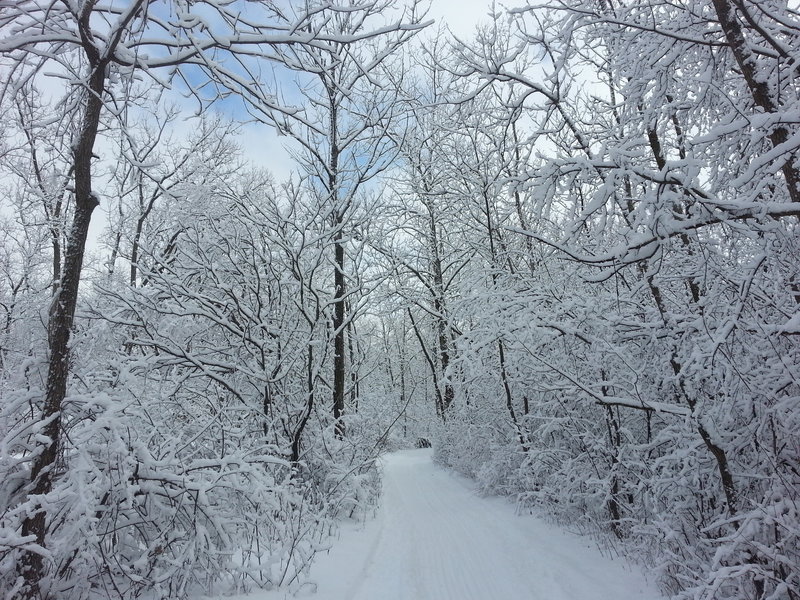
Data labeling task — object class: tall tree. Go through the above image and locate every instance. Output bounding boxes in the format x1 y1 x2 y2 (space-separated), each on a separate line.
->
0 2 400 595
213 0 427 435
431 2 800 598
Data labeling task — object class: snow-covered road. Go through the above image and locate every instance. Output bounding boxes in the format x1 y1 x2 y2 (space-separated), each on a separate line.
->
220 449 664 600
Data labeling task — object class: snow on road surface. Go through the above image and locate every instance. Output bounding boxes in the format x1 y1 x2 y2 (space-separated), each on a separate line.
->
211 449 664 600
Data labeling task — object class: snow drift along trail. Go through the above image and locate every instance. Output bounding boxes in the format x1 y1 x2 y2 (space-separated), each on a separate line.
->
220 449 664 600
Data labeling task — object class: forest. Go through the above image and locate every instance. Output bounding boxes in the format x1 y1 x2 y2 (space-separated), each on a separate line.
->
0 0 798 599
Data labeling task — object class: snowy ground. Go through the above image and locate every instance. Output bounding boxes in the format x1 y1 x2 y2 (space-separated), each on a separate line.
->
203 449 664 600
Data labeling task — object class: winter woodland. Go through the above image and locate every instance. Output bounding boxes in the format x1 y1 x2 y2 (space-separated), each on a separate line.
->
0 0 798 599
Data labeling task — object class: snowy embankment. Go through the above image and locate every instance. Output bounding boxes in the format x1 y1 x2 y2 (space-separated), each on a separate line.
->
202 449 664 600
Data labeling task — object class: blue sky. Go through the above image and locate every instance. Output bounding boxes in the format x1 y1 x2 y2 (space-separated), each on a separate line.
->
235 0 495 178
83 0 496 253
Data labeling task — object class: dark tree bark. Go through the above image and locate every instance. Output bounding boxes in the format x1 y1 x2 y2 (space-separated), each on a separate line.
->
18 33 106 597
292 344 316 464
711 0 800 203
329 92 347 439
425 194 455 415
333 224 347 438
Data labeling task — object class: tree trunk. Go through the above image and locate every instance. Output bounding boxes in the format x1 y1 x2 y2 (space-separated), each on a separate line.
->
333 229 346 438
292 344 316 464
18 55 104 598
425 193 454 414
329 93 346 438
711 0 800 202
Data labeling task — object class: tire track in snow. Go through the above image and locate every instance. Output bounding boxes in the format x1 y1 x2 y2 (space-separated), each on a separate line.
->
294 449 664 600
